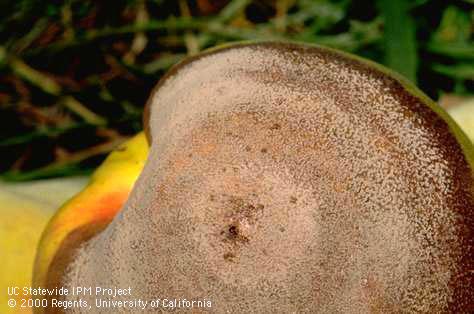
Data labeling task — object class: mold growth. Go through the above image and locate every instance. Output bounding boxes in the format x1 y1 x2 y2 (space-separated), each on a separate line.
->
60 42 473 313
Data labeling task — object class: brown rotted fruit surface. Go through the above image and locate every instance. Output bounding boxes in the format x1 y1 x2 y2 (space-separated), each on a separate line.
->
45 42 473 313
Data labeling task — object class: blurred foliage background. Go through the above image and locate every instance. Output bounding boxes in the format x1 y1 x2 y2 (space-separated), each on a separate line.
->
0 0 472 181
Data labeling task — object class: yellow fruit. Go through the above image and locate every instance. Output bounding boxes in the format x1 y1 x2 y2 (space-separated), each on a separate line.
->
447 97 474 143
32 132 148 312
0 178 87 314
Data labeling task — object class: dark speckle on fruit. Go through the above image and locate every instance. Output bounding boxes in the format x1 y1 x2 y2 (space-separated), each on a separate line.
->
270 123 281 130
223 252 236 261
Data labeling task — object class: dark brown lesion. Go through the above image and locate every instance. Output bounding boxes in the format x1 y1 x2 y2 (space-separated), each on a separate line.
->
223 251 236 262
218 196 266 250
220 222 249 262
223 223 249 243
269 123 281 130
225 196 265 223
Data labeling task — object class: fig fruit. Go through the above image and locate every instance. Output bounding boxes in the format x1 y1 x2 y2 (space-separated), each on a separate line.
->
34 42 474 313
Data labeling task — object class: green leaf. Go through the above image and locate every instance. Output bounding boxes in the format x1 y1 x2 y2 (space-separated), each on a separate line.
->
432 63 474 80
427 42 474 59
433 6 471 44
1 164 92 182
377 0 418 83
216 0 251 23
